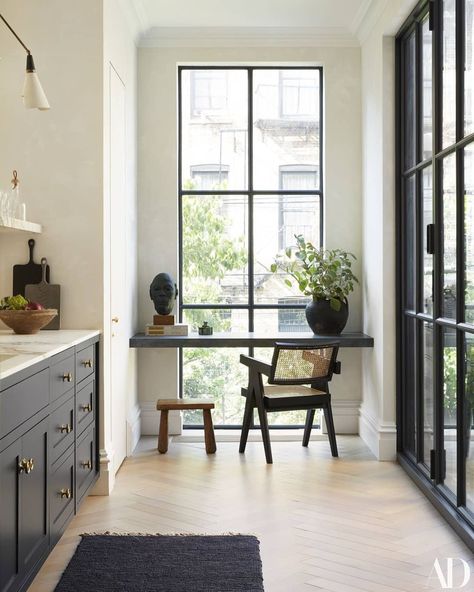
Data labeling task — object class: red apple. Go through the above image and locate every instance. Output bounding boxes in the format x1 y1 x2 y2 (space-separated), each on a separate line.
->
26 301 44 310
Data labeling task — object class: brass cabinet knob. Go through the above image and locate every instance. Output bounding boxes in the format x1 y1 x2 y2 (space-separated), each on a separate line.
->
81 459 92 469
62 372 73 383
59 488 72 499
80 403 92 413
59 424 73 434
112 317 119 323
18 458 34 474
82 359 93 368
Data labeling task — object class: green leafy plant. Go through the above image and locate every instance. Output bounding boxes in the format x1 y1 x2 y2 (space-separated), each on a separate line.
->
0 295 29 310
270 235 359 312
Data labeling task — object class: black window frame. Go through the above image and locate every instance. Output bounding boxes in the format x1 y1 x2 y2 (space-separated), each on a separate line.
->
178 65 324 429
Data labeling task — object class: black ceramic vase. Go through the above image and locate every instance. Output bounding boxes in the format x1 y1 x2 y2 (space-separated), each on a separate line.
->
305 298 349 335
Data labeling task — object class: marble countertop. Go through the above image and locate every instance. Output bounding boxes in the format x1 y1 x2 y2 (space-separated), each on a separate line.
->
0 330 100 381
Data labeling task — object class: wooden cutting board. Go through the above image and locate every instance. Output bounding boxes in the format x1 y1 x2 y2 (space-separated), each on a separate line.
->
25 258 60 330
13 239 50 297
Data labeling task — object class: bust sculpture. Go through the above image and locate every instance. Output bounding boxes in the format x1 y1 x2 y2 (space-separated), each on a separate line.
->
149 273 178 315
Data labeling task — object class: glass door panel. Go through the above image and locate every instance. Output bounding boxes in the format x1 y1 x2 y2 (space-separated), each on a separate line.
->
442 154 457 318
404 317 417 456
405 175 416 311
465 333 474 513
422 166 434 314
443 326 458 496
442 0 456 148
423 322 434 467
465 143 474 325
465 0 474 136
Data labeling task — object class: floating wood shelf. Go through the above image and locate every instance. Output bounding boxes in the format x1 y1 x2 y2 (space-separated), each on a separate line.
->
0 218 42 234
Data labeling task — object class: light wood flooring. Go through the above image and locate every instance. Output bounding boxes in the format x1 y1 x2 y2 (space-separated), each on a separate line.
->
29 436 473 592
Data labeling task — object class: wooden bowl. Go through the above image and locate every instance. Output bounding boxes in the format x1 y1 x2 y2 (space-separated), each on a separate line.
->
0 309 58 334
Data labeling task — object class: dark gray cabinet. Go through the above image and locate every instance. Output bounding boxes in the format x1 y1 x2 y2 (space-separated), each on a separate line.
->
0 335 99 592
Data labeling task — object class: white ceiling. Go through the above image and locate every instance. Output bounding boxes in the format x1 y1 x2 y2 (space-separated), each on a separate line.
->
132 0 375 31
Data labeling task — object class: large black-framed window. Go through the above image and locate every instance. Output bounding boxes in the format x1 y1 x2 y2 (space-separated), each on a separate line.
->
396 0 474 546
178 65 323 427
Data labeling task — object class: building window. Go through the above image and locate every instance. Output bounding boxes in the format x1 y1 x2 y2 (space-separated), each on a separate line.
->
190 164 229 190
179 66 323 427
191 70 228 116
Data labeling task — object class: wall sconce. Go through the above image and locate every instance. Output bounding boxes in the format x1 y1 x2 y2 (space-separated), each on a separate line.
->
0 13 50 110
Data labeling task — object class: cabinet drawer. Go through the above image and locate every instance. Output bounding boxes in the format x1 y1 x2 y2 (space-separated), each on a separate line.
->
50 355 75 403
76 425 96 505
76 378 95 437
50 394 75 465
50 449 74 547
0 368 49 439
75 344 95 385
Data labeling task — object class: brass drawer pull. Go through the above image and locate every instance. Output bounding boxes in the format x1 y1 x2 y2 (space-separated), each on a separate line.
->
62 372 73 383
18 458 34 474
81 459 92 469
59 424 73 434
59 488 72 499
80 403 92 413
82 359 93 368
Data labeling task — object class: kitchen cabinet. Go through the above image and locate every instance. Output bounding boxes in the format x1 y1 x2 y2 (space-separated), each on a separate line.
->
0 335 99 592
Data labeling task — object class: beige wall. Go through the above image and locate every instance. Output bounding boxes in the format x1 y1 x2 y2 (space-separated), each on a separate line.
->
138 45 363 435
0 0 103 329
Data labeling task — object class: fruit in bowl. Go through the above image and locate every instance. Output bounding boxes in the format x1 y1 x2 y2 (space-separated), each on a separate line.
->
0 295 57 334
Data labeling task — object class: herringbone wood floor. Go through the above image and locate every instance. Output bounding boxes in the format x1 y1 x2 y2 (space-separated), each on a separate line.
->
29 436 473 592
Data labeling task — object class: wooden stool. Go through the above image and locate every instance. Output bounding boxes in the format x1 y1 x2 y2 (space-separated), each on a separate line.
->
156 399 216 454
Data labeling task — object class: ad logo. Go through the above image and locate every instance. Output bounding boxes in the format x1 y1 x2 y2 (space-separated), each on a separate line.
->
428 558 471 589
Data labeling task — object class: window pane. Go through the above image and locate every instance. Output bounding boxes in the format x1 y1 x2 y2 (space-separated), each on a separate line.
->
465 332 474 513
253 195 320 304
404 32 417 169
181 69 248 190
465 143 474 324
442 0 457 148
404 317 417 456
442 154 457 318
405 175 416 310
253 69 320 190
182 347 248 426
182 195 248 304
465 0 474 136
422 18 433 160
423 167 434 314
253 309 310 334
182 309 248 334
443 326 457 496
422 322 434 467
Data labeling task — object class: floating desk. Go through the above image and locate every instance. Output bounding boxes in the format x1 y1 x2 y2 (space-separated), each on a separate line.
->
130 331 374 349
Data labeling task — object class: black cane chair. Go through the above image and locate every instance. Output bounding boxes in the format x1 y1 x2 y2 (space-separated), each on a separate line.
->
239 342 341 464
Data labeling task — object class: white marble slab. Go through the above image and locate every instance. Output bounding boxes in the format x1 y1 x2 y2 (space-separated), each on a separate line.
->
0 329 101 381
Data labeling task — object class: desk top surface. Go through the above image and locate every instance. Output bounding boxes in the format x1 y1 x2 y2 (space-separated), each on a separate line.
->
130 331 373 348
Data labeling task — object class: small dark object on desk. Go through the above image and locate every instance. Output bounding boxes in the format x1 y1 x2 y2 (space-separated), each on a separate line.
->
198 321 213 335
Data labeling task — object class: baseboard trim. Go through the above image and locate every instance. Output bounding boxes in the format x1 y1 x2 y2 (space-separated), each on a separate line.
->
359 408 396 460
91 447 115 495
330 399 360 434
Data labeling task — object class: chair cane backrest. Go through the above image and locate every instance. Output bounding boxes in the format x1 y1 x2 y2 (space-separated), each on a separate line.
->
268 342 340 385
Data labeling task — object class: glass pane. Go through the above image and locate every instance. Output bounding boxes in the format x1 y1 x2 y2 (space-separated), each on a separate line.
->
422 322 434 467
442 0 457 148
422 18 433 160
465 0 474 136
404 32 417 169
465 332 474 513
181 69 248 190
253 69 320 190
253 195 320 304
423 166 434 315
404 317 417 456
182 347 248 426
465 143 474 324
442 154 457 318
405 175 416 310
443 326 457 495
182 195 248 304
253 309 310 334
182 309 248 334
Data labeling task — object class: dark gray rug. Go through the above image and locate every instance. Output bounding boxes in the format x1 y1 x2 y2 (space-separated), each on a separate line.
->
54 534 264 592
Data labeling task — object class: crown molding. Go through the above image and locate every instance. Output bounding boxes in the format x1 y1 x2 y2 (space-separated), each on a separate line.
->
139 26 360 49
355 0 390 44
116 0 146 44
349 0 374 36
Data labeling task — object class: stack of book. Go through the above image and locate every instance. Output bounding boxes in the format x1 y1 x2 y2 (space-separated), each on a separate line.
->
146 323 188 336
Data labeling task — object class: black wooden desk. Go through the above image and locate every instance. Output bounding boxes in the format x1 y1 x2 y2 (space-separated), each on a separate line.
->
130 331 374 348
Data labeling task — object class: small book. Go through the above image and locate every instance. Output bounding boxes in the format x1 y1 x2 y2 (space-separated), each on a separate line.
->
153 314 175 326
146 324 188 336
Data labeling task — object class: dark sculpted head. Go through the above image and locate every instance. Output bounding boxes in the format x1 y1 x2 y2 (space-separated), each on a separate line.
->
149 273 178 315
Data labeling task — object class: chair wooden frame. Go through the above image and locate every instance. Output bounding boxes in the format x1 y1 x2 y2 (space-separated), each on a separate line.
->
239 342 341 464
